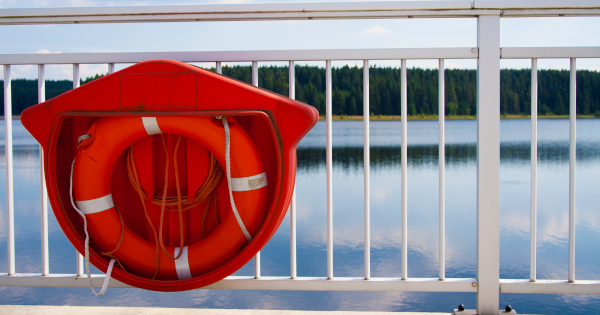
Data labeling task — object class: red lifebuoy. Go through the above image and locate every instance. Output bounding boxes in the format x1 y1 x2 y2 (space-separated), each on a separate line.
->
73 116 268 280
21 59 319 291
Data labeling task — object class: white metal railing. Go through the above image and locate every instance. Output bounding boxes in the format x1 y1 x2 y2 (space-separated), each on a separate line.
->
1 1 600 314
0 0 599 24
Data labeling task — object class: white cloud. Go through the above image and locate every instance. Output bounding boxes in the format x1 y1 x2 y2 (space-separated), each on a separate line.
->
371 187 389 205
10 62 108 80
0 0 151 8
342 61 359 68
361 25 392 36
58 0 105 6
501 208 572 246
214 0 253 3
11 65 36 78
445 62 462 70
80 64 108 79
34 48 61 54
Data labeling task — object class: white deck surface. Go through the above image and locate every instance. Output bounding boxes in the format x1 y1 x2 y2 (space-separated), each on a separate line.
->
1 305 448 315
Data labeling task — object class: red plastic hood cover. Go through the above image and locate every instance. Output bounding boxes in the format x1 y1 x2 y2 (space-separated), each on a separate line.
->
21 59 318 291
23 59 317 152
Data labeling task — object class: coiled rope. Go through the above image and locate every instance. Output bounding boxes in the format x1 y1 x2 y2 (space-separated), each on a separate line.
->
126 134 224 278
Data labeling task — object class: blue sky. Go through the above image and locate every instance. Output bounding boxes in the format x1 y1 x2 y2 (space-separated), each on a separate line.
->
1 0 599 80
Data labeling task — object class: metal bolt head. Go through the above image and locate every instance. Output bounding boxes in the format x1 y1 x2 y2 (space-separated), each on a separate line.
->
505 305 512 312
471 48 477 53
458 304 465 311
471 282 477 287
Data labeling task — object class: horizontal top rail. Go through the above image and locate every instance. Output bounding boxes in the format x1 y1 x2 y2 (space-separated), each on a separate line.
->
475 0 600 10
2 47 599 65
501 47 600 59
0 48 478 65
0 1 599 25
0 273 478 292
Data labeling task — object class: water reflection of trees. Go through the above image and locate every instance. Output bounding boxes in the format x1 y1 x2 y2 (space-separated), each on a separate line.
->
297 142 600 172
1 143 598 173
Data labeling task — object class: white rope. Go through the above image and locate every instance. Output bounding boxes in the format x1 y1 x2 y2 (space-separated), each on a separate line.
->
77 134 92 145
220 117 253 242
69 134 115 296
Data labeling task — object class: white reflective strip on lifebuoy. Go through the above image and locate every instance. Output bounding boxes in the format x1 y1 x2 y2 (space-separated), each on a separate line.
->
75 194 114 215
174 246 192 280
231 172 268 192
142 117 162 135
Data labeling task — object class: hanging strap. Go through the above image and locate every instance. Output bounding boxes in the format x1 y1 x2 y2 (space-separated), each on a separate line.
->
69 134 115 296
220 117 253 242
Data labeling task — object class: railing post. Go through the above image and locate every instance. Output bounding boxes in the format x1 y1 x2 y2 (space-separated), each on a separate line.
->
400 59 408 281
4 64 15 276
439 59 445 281
73 63 85 277
530 58 538 282
326 60 333 280
252 60 261 280
363 60 370 280
476 14 501 314
568 58 577 283
289 60 297 280
39 64 49 276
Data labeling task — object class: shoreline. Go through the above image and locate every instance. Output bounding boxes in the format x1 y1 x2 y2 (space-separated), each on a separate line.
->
2 114 598 121
319 114 600 121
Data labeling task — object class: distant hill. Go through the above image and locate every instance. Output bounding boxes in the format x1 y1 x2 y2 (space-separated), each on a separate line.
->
1 67 599 117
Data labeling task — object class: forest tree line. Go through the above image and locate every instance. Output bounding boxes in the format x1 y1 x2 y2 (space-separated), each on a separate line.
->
1 66 599 116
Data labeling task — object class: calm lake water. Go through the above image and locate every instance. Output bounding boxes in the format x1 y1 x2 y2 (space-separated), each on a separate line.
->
1 119 599 314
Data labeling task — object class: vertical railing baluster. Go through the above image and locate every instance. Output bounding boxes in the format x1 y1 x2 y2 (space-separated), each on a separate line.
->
251 62 258 86
73 64 84 277
38 64 49 276
363 60 370 280
216 61 222 74
530 58 538 282
568 58 577 283
105 61 116 274
476 15 501 314
252 60 261 280
326 60 333 280
438 59 445 281
289 60 297 280
4 64 15 276
401 59 408 280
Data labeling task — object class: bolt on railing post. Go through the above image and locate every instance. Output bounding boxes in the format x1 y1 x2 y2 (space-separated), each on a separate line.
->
476 14 501 314
4 64 15 276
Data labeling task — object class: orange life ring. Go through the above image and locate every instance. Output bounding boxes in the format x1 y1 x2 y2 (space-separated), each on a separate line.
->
73 116 268 280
